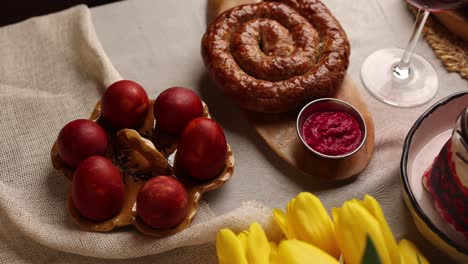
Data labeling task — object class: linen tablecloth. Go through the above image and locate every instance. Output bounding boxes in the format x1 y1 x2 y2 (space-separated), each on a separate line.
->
0 0 467 263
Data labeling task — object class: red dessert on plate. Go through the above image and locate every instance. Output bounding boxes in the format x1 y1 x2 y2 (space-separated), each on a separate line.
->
422 108 468 239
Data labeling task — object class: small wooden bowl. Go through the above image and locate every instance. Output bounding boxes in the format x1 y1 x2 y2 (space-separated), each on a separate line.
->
51 99 235 237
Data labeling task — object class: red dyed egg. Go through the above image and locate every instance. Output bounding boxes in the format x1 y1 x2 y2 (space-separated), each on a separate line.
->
101 80 149 129
153 87 203 134
176 117 227 180
137 176 189 229
56 119 107 168
72 156 124 222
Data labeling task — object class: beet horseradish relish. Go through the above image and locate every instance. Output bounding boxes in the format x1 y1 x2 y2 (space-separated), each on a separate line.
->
302 111 362 156
296 98 366 158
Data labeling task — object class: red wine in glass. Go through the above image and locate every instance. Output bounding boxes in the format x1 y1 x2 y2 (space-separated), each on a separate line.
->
360 0 467 107
407 0 467 12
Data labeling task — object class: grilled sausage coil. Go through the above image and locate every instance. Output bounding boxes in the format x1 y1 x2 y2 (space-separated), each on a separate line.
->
202 0 350 113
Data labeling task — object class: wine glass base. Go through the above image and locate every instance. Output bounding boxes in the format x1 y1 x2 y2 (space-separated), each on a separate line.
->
361 48 438 108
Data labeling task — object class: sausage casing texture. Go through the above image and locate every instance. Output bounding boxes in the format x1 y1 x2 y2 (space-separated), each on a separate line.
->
202 0 350 113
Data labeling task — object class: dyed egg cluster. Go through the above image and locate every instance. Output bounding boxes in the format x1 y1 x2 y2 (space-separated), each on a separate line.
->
55 81 228 230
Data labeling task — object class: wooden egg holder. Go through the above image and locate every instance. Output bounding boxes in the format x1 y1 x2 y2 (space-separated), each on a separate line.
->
50 100 235 237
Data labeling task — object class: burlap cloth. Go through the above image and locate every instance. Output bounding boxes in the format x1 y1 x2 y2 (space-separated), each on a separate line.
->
0 5 281 262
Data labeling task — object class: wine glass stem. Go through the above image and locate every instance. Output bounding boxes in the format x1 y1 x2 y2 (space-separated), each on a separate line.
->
393 9 431 80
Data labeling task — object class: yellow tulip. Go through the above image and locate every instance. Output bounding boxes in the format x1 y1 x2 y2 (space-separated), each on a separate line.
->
332 200 392 264
216 229 248 264
216 222 271 264
273 192 340 258
398 239 429 264
356 195 400 264
246 222 270 264
269 242 279 264
276 239 340 264
237 230 249 253
216 193 429 264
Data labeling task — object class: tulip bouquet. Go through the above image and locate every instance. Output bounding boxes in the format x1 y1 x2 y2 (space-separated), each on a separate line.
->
216 193 429 264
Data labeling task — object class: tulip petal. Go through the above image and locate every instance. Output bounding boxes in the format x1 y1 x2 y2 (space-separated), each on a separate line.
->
277 239 339 264
273 208 290 239
216 229 248 264
398 239 429 264
246 222 270 264
359 195 400 264
269 242 279 264
285 197 299 239
237 230 249 254
288 192 340 258
332 201 392 264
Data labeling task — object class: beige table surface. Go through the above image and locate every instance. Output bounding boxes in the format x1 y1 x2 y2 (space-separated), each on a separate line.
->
88 0 467 262
2 0 467 263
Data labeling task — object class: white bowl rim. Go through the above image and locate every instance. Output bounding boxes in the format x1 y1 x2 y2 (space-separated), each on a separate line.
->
400 91 468 255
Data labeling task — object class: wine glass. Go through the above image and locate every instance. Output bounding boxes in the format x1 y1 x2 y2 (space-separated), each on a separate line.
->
361 0 467 107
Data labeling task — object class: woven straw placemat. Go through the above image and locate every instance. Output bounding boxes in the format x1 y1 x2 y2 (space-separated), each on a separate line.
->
408 5 468 79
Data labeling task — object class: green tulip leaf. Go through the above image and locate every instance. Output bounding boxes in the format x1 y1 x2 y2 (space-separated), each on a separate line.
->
361 236 382 264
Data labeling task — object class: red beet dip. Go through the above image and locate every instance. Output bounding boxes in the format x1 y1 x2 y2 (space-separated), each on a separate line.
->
302 111 362 156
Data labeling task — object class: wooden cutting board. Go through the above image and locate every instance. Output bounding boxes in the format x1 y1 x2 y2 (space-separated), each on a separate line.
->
209 0 375 180
246 75 375 181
